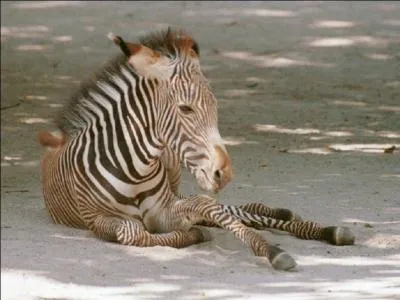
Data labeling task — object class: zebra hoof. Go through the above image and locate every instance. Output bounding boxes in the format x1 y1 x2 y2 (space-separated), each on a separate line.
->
268 245 297 271
321 226 355 246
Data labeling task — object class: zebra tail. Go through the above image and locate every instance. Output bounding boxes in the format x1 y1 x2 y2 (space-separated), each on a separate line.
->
38 131 66 148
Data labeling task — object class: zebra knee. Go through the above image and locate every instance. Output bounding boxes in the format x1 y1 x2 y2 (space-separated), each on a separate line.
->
115 219 147 246
189 226 211 243
175 194 217 213
274 208 303 222
90 215 118 242
89 215 143 245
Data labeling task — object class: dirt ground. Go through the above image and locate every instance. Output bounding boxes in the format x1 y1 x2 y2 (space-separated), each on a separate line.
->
1 1 400 299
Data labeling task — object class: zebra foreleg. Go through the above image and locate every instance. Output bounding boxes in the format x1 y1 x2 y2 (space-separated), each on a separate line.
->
90 215 205 248
257 217 355 246
197 204 354 246
197 203 302 228
213 206 355 246
172 195 297 271
239 202 303 222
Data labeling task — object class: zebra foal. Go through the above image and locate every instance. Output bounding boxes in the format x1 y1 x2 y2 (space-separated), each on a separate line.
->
39 28 354 271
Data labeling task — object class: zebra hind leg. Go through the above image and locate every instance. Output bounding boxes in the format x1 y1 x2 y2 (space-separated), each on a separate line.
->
91 215 206 248
220 205 355 246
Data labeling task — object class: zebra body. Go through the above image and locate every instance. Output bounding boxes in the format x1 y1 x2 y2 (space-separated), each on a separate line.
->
39 29 354 271
42 75 187 233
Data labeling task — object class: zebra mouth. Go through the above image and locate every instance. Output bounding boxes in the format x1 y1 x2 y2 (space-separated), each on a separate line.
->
197 168 219 193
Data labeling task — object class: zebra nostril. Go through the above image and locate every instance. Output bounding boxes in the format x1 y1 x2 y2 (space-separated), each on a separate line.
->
214 170 222 183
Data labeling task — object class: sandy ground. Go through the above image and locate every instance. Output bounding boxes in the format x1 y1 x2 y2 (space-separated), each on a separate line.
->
1 1 400 299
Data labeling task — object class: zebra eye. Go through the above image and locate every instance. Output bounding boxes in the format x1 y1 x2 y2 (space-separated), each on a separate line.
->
178 105 194 114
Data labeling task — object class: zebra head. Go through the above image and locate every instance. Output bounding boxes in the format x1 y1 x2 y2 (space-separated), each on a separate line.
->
109 29 233 193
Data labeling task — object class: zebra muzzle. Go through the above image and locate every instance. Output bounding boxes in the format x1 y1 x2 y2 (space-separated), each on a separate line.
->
213 145 233 191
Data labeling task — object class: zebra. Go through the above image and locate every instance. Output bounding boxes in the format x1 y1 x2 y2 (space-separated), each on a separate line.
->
38 28 354 271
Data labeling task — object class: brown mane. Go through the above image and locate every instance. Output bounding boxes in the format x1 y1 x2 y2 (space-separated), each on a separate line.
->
139 27 199 57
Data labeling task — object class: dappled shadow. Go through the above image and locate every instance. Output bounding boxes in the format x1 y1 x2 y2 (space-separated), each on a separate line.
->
252 123 400 155
221 50 334 68
306 35 390 48
222 136 258 147
1 154 39 168
2 1 400 299
1 25 50 39
309 20 356 29
183 8 298 18
2 217 399 299
10 1 85 9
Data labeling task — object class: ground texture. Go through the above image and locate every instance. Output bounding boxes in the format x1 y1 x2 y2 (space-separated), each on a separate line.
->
1 1 400 299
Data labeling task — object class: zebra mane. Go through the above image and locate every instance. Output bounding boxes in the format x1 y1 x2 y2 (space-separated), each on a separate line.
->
55 53 127 136
139 27 200 57
55 28 199 136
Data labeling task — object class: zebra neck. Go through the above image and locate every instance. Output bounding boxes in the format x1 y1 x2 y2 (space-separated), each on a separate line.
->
72 66 165 179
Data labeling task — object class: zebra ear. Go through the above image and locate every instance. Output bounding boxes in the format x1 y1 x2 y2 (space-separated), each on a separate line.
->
108 33 172 79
